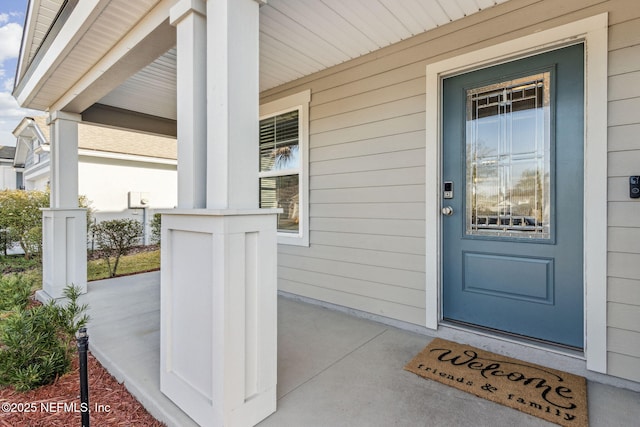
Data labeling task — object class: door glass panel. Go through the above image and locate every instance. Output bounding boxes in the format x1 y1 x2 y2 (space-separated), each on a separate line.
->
466 73 551 239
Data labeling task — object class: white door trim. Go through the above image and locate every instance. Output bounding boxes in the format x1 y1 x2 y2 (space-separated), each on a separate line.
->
425 13 608 373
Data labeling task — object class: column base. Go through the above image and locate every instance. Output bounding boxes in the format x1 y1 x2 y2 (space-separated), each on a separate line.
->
42 208 87 299
34 289 54 304
159 209 279 427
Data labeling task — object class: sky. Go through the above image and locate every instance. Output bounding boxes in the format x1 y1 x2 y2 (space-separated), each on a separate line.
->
0 0 34 147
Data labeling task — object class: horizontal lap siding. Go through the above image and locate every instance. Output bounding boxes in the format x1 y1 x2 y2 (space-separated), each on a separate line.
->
306 73 428 324
262 0 640 381
608 3 640 382
275 46 429 325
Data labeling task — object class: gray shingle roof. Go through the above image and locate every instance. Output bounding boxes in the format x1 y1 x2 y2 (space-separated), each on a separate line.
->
29 116 176 160
0 146 16 160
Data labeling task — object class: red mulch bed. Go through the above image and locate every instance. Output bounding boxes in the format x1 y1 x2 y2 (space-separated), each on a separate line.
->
0 352 165 426
0 245 166 425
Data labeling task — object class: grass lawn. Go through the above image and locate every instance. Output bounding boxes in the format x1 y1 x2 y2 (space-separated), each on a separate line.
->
0 247 161 285
0 255 40 275
87 249 160 281
0 255 42 292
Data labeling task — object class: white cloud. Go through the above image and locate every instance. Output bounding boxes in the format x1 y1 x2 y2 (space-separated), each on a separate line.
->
0 99 24 145
3 78 13 92
0 22 22 63
0 90 39 146
0 9 28 146
0 91 29 119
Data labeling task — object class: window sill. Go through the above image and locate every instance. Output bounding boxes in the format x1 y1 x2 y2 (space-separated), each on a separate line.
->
277 233 309 247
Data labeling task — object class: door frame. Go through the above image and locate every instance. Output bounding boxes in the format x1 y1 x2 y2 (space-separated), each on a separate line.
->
425 14 608 373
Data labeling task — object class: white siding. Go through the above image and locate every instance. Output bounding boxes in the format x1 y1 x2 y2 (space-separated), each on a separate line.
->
262 0 640 381
0 166 16 190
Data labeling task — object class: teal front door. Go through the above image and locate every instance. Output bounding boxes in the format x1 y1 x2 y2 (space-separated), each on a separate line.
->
442 44 584 349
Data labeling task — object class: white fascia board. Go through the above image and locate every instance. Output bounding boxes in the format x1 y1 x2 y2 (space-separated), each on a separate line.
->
13 117 48 146
12 119 40 167
12 117 35 137
15 0 39 83
13 139 30 167
32 122 48 145
14 0 106 108
34 144 49 154
78 149 177 166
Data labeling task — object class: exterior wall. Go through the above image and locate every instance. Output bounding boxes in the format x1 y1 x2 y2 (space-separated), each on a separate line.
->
24 168 49 190
0 164 16 189
20 150 177 243
607 7 640 382
23 151 50 191
79 156 176 214
24 147 49 169
16 116 177 243
78 156 176 243
261 0 640 382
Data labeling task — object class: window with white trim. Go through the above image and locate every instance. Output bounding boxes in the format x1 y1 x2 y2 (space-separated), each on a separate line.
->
259 90 310 246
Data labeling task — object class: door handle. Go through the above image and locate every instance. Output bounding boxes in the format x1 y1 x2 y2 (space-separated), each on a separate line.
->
442 206 454 216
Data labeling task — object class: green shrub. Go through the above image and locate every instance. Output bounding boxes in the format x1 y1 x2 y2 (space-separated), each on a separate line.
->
55 285 89 338
0 304 70 391
0 275 33 311
0 189 49 260
0 229 10 256
91 219 143 277
0 189 92 260
150 213 162 245
23 226 42 261
0 285 89 391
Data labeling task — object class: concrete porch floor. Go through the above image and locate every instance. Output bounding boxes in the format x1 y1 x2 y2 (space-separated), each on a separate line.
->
81 272 640 426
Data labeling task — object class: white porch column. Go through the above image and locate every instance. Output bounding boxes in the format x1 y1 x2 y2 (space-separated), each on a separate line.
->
162 1 277 426
38 111 87 301
49 111 80 209
206 0 260 210
171 0 207 209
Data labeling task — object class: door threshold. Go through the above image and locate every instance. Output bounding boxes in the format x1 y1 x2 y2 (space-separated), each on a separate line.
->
440 319 585 360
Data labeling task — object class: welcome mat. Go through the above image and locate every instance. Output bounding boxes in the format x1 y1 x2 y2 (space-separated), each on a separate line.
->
404 338 588 426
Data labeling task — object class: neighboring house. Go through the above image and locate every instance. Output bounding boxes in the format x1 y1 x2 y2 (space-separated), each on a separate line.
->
11 0 640 425
12 116 177 242
0 146 17 190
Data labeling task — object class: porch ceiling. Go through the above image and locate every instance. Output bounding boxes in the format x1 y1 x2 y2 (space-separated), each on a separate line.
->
17 0 510 121
257 0 510 91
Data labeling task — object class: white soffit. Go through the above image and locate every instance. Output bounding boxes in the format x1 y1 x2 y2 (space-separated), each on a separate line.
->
25 0 66 67
99 0 509 119
22 0 163 111
99 49 177 120
258 0 510 91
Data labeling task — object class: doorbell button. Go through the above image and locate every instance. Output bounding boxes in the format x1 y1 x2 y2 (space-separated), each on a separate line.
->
630 176 640 199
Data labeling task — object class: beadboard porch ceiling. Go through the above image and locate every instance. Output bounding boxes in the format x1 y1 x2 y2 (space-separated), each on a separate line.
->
18 0 510 120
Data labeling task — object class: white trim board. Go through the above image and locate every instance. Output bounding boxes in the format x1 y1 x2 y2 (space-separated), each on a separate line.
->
425 14 608 373
260 89 311 247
